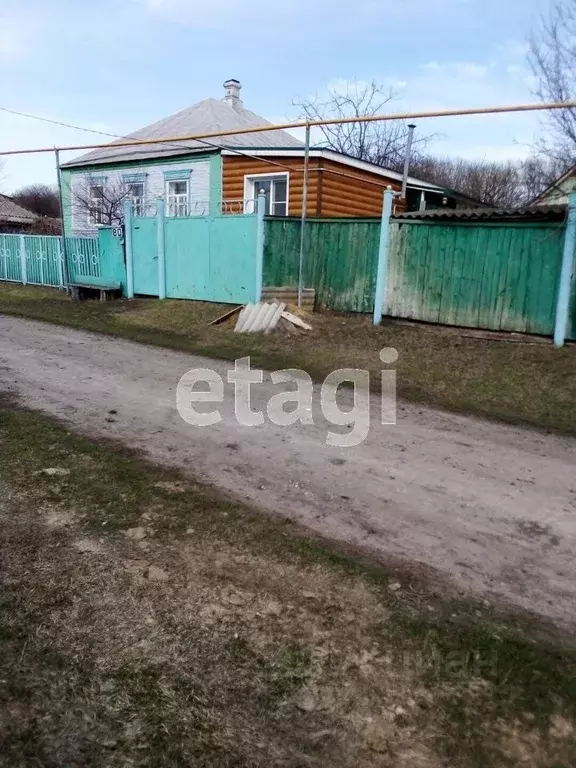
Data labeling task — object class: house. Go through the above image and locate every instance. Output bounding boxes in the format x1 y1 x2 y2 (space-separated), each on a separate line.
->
0 194 37 233
535 165 576 206
60 80 472 236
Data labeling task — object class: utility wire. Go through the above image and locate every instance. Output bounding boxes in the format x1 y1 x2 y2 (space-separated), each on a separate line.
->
0 105 297 173
1 100 576 157
0 106 130 139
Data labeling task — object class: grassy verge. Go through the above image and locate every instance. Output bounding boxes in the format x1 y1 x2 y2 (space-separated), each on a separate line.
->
1 283 575 436
1 400 576 766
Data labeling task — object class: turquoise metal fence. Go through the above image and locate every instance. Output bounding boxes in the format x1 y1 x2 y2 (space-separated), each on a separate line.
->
0 233 102 288
126 199 262 303
0 233 65 287
65 237 101 283
0 235 24 283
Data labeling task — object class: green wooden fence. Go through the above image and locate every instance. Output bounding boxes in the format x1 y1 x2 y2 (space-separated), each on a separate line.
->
264 217 574 338
388 222 566 335
264 218 381 312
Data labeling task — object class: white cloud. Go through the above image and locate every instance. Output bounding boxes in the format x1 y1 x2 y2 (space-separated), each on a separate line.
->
396 49 541 159
423 61 490 79
302 38 544 162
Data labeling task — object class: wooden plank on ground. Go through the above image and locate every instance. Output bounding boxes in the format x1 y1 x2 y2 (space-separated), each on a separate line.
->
281 310 312 331
208 305 243 326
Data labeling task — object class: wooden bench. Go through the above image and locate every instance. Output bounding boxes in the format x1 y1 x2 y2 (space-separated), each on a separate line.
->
69 278 122 302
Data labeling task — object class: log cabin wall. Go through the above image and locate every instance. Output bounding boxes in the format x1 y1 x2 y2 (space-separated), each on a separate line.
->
222 156 321 216
222 154 406 217
318 159 403 216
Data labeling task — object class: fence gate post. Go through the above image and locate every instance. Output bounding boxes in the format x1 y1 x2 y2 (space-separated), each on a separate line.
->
156 198 166 300
373 187 395 326
123 199 135 299
255 192 266 302
554 191 576 347
19 235 27 285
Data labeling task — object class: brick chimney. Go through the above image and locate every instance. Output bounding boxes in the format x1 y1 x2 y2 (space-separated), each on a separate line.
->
223 79 242 110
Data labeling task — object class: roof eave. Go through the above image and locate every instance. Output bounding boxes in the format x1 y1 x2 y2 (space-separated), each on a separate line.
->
61 145 219 170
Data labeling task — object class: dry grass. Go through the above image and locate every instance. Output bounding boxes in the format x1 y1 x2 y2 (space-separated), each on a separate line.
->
1 284 575 435
1 401 576 766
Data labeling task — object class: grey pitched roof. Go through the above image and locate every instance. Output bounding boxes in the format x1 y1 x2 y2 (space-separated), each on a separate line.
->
62 98 303 168
0 194 36 223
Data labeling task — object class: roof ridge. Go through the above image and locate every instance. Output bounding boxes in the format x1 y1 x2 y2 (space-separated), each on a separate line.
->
62 94 303 167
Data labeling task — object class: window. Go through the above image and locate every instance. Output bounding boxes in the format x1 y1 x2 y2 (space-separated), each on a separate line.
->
89 184 105 225
246 174 289 216
125 181 145 217
166 179 189 216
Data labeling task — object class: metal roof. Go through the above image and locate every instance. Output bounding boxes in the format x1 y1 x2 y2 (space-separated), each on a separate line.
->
393 205 567 222
62 98 303 168
221 147 449 192
0 194 36 223
235 302 286 333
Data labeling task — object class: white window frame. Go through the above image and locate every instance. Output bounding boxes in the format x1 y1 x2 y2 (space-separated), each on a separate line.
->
89 183 105 225
243 172 290 216
124 180 146 217
165 178 190 217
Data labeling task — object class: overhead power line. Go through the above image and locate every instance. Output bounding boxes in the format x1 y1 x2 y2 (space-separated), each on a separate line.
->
0 106 129 139
0 104 296 173
0 101 575 158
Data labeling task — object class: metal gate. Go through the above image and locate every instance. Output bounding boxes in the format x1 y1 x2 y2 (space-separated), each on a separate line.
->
128 199 263 304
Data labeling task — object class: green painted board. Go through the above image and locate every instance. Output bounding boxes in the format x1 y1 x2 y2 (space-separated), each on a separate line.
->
264 217 566 338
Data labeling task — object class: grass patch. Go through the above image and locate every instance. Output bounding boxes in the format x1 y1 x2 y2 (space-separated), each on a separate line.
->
1 283 575 435
0 403 576 766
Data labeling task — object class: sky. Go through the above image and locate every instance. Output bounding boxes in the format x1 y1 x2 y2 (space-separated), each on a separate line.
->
0 0 554 192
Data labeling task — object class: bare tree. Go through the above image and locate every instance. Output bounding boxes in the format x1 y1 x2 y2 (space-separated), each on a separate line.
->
12 183 61 218
72 175 131 227
410 155 561 207
529 0 576 167
294 80 432 170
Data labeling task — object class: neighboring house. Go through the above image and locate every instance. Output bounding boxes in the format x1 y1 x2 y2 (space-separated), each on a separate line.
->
535 166 576 206
0 194 37 233
60 80 473 236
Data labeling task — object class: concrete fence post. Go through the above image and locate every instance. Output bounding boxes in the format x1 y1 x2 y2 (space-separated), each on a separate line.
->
554 191 576 347
373 187 395 326
156 198 166 300
123 199 134 299
255 192 266 302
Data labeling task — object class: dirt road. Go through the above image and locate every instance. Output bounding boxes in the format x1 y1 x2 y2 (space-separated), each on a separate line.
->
1 315 575 628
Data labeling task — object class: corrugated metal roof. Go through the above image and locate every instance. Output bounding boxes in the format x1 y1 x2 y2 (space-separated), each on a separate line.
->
235 302 286 333
63 98 303 168
0 194 36 223
393 205 567 222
